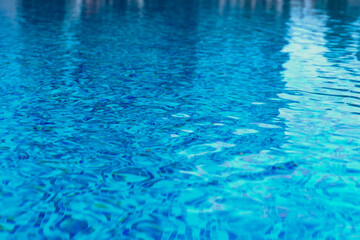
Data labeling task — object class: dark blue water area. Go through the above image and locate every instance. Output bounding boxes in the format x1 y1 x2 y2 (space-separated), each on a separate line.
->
1 0 360 239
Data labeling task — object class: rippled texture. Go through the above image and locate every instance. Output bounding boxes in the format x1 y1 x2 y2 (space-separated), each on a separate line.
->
1 0 360 239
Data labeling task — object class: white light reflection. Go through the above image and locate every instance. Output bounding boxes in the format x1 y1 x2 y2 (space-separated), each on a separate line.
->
279 0 360 158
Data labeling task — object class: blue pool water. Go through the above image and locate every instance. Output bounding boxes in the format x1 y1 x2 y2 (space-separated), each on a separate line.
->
1 0 360 239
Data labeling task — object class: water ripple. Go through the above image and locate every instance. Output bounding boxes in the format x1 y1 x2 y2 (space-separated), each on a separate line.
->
1 0 360 238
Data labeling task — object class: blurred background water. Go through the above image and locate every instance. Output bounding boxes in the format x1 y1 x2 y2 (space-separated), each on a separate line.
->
0 0 360 239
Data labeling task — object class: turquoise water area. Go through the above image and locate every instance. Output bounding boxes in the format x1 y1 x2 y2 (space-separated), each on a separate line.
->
1 0 360 239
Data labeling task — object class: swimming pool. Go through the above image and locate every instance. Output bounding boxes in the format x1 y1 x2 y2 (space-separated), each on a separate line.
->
1 0 360 239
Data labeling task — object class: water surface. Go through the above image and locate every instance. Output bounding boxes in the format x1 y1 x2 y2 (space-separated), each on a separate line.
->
1 0 360 239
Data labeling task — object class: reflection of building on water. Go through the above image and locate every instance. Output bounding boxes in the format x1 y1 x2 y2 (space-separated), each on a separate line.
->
76 0 143 14
218 0 284 14
55 0 145 16
0 0 18 22
0 0 21 84
127 0 144 9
